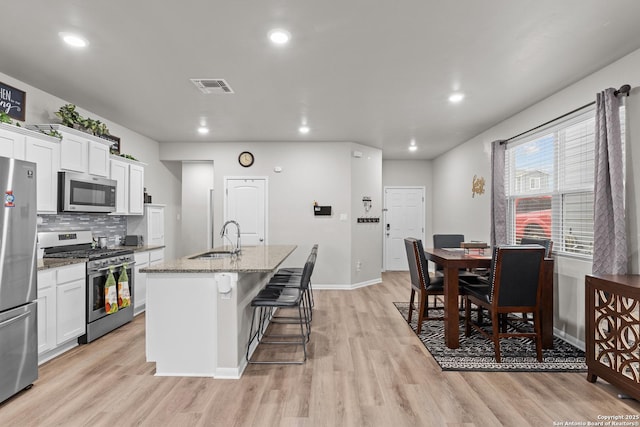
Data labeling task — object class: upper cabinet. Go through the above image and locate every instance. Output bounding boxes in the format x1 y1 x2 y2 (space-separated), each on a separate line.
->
0 125 26 160
109 156 145 216
29 125 110 177
127 204 165 246
0 123 60 214
58 128 110 177
26 136 60 214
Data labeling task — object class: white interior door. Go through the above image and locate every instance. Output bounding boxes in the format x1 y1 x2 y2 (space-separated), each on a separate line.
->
224 178 267 246
384 187 425 271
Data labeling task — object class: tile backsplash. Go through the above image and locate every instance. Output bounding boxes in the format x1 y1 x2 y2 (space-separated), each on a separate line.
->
38 214 127 247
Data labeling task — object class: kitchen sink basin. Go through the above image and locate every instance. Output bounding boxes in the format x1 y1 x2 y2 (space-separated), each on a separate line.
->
189 250 236 260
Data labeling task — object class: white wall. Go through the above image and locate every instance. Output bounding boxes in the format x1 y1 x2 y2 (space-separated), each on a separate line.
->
181 161 214 256
160 141 383 287
0 71 181 260
432 47 640 347
351 143 383 286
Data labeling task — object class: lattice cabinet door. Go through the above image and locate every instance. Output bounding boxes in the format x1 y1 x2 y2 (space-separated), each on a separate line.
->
586 274 640 400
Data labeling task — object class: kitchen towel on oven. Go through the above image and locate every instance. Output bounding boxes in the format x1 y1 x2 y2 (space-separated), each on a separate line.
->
118 264 131 308
105 267 118 314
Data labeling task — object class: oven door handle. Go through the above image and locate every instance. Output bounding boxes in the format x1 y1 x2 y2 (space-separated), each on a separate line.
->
91 261 136 273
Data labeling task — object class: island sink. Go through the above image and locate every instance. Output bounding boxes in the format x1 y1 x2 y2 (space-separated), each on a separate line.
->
189 250 235 260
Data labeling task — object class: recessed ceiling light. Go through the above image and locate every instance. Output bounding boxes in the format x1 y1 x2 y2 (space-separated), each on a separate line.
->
197 126 209 135
298 125 310 134
268 29 291 45
409 145 418 152
449 92 465 103
59 32 89 48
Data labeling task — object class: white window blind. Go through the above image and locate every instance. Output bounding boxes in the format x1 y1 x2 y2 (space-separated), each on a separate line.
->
504 105 625 257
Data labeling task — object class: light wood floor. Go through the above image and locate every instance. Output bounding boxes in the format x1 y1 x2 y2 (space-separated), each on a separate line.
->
1 272 639 426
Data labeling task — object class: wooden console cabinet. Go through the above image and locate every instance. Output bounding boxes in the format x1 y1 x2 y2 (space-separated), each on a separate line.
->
586 274 640 399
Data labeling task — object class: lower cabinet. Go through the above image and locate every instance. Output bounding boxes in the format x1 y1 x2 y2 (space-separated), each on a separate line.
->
56 277 86 345
36 270 56 355
37 263 86 362
133 251 149 315
133 248 164 315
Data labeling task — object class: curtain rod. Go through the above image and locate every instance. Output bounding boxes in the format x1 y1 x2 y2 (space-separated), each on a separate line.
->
500 84 631 145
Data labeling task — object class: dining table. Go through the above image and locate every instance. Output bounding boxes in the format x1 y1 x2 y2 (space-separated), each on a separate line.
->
422 247 554 349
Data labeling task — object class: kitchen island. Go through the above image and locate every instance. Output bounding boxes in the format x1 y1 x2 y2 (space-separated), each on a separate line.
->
142 245 296 379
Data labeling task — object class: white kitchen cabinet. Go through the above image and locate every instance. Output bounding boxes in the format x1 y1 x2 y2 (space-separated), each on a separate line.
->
147 206 165 246
88 140 110 177
110 158 129 215
149 248 165 264
55 263 86 345
59 132 88 173
36 270 57 355
0 124 60 214
127 204 165 246
25 136 60 214
29 125 110 176
56 279 86 344
133 251 149 315
37 262 86 363
129 163 145 215
0 125 26 160
110 156 145 215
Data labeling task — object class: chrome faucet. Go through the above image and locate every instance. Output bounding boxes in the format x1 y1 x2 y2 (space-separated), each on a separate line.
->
220 220 241 254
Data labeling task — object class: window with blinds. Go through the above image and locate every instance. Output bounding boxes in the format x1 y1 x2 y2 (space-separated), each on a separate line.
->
504 106 625 257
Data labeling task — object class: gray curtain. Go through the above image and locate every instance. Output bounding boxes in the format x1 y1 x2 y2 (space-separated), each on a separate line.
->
592 88 626 275
490 140 507 247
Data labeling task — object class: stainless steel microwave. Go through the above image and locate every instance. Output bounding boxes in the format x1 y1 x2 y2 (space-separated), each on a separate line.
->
58 172 117 213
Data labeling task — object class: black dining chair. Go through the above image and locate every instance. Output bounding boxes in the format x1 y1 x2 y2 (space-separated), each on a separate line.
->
432 234 482 281
520 237 553 257
404 237 474 334
464 245 546 362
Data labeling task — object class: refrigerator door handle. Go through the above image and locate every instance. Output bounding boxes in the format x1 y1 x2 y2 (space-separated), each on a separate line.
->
0 311 30 329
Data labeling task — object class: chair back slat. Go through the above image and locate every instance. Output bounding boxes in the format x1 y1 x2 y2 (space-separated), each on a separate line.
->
433 234 464 272
433 234 465 249
520 237 553 257
491 246 545 308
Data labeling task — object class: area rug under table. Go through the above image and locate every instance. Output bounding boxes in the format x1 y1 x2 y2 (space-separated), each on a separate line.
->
394 302 587 372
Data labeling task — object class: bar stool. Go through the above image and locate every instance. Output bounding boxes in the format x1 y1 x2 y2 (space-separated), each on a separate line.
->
246 260 314 364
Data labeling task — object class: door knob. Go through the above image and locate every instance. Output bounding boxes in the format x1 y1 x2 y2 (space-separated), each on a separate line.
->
259 238 264 242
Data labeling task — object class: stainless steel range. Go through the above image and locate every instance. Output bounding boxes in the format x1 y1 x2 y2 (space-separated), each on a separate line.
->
38 230 135 343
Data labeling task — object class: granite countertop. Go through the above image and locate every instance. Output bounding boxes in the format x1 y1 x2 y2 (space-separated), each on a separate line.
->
120 244 166 253
141 245 296 274
38 258 86 271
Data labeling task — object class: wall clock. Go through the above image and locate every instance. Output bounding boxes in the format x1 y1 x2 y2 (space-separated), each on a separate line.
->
238 151 254 167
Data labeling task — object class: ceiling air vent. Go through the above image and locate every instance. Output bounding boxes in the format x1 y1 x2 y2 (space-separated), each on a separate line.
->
190 78 234 94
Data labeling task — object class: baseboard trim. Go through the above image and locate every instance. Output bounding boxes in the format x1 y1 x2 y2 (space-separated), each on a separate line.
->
553 327 585 351
314 278 382 290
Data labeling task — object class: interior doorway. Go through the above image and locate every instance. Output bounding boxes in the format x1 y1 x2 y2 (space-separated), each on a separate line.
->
383 186 425 271
224 177 268 246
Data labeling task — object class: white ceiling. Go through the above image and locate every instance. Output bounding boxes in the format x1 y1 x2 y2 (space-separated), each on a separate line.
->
2 1 640 159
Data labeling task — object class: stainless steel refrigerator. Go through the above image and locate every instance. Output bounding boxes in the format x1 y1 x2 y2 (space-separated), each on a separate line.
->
0 156 38 404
